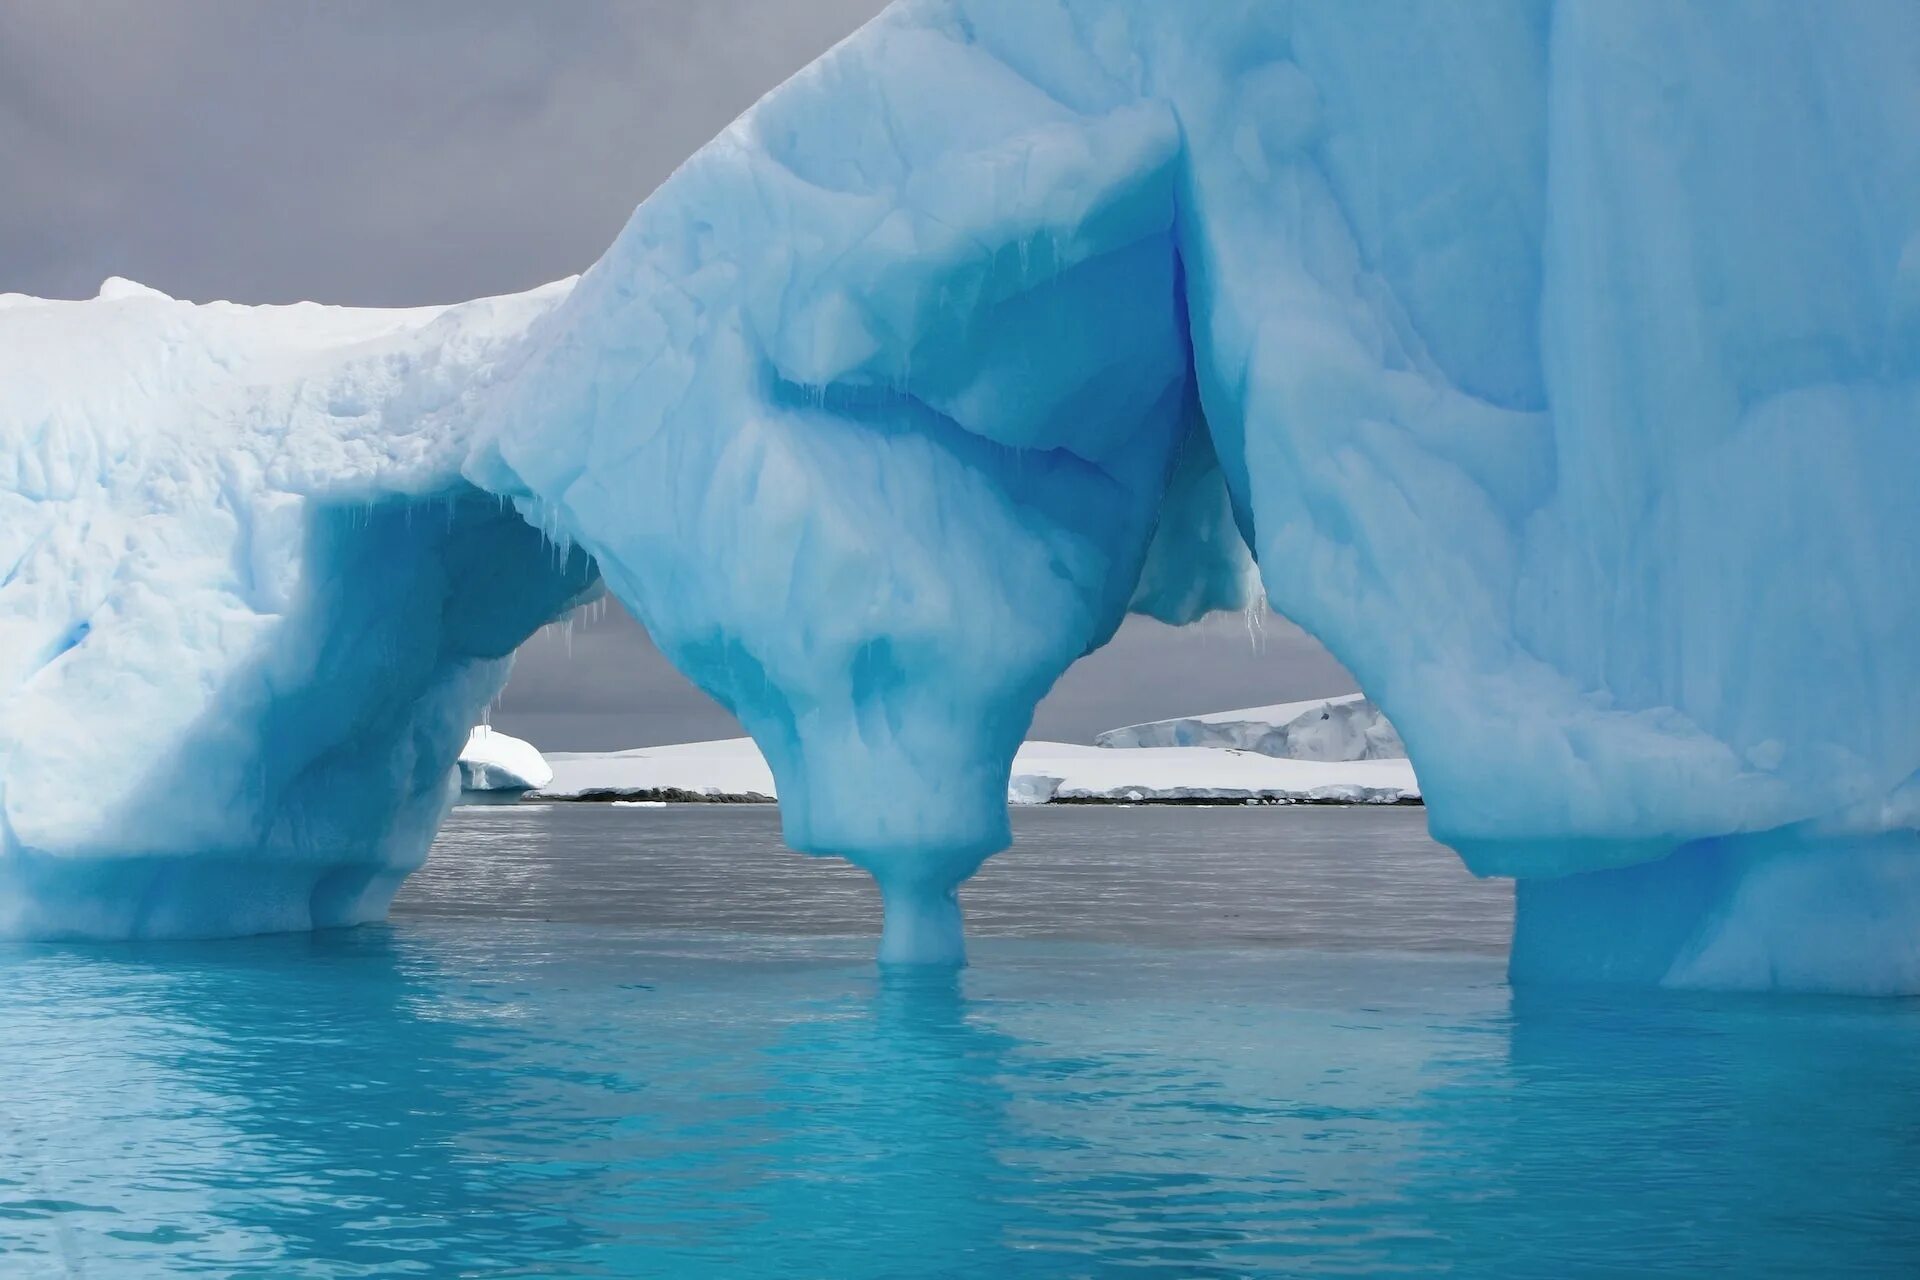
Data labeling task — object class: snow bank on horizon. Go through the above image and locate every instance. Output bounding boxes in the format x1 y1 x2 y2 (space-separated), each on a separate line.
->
1010 742 1416 805
531 736 1417 806
539 739 777 801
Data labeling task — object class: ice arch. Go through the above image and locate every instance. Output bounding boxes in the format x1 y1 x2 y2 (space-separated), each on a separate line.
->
5 1 1919 990
0 284 598 937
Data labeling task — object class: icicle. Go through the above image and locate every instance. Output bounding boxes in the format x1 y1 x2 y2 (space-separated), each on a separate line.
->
1242 588 1268 652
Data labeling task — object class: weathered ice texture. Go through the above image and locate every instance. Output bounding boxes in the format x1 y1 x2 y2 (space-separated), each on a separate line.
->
0 282 598 937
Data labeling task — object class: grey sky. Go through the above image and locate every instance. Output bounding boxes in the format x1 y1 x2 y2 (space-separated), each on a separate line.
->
1 0 1358 749
493 603 1355 751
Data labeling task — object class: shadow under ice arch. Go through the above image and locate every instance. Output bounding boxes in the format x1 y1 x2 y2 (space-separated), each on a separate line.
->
4 1 1918 990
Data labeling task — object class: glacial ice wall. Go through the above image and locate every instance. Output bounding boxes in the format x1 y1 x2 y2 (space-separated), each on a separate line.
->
5 0 1918 987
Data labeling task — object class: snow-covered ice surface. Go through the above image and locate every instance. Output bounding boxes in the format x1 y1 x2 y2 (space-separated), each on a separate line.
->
4 1 1918 987
457 725 553 797
1098 694 1405 761
1010 743 1416 807
529 736 1416 808
539 740 778 802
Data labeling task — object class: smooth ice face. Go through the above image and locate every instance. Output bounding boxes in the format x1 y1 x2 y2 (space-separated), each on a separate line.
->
5 1 1918 986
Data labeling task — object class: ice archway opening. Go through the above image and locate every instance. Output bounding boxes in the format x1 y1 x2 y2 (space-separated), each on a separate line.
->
4 0 1919 992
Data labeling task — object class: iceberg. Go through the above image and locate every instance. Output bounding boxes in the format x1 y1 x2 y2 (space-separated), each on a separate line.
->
457 725 553 800
0 280 599 939
1098 695 1405 762
3 1 1917 988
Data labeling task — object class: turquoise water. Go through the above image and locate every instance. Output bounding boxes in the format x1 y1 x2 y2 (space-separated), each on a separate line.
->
4 807 1918 1276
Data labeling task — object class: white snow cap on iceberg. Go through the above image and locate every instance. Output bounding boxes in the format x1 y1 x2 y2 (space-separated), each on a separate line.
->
458 725 553 793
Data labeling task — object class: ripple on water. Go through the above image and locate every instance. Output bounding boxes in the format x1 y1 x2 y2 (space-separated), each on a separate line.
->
0 806 1914 1277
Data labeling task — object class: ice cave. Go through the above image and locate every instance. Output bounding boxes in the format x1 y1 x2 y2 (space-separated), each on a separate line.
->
2 0 1916 991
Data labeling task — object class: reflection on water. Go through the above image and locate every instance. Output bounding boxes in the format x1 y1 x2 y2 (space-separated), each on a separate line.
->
2 807 1916 1277
402 803 1514 953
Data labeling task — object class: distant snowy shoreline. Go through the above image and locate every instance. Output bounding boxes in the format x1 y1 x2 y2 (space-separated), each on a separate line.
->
529 790 1420 808
464 696 1423 808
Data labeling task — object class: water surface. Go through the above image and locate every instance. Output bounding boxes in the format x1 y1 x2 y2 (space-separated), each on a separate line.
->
3 805 1915 1277
403 804 1510 952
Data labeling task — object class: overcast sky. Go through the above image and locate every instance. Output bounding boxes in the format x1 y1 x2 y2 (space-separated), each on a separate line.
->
1 0 1358 749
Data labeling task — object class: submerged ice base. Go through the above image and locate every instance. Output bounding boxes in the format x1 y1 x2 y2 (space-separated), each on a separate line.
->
0 852 412 941
5 1 1919 987
1513 832 1920 994
877 880 969 968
